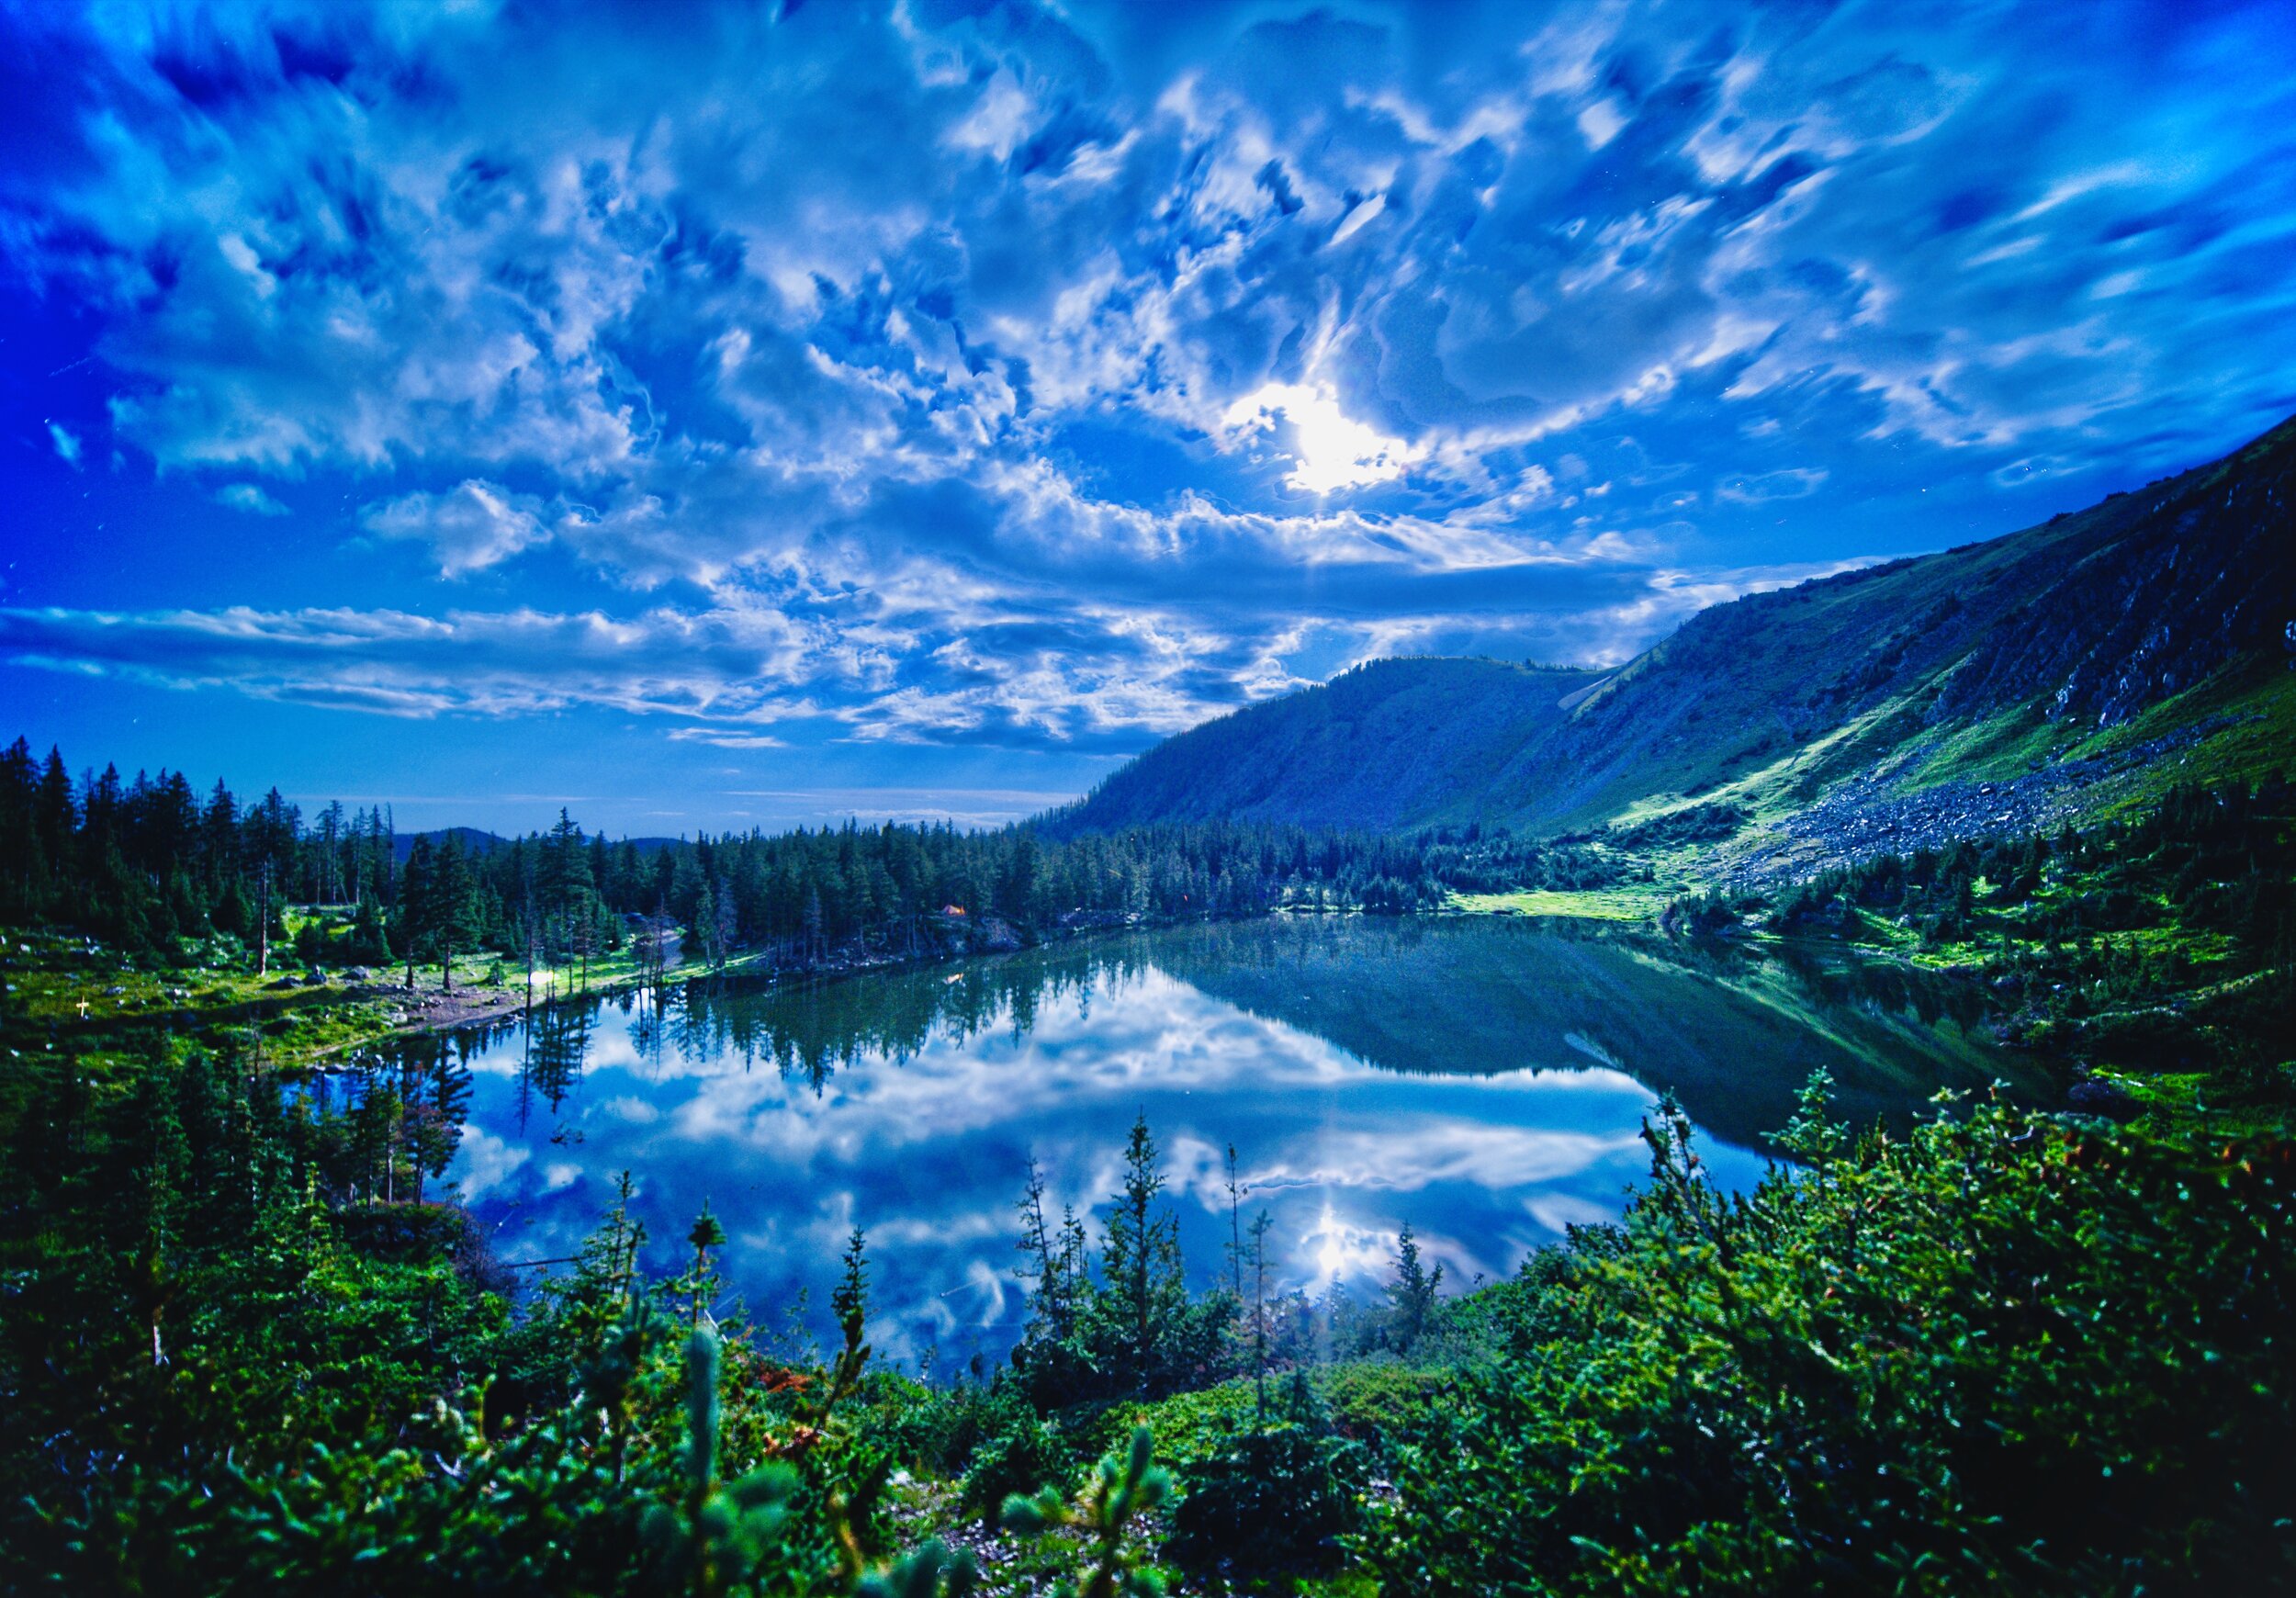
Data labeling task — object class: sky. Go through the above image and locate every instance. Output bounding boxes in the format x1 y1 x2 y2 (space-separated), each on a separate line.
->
3 0 2294 838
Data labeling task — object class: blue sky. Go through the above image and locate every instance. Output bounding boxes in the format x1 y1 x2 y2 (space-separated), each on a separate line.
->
3 0 2293 837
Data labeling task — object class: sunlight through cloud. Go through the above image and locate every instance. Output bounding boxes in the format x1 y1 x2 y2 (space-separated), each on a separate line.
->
1224 383 1417 494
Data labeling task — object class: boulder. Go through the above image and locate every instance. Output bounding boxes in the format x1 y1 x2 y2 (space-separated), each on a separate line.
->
2067 1077 2143 1122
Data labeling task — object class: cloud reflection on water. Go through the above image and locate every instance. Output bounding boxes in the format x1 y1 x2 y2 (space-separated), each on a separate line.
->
442 921 2002 1363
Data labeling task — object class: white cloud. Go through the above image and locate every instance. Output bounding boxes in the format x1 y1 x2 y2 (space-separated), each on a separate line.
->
0 602 825 721
1716 467 1829 505
7 0 2294 754
216 482 289 516
451 1126 530 1199
360 480 553 577
667 728 789 750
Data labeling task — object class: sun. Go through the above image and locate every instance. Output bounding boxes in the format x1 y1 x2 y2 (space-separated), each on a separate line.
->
1223 382 1416 494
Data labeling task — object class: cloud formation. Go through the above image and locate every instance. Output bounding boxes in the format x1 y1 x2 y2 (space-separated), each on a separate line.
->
5 0 2293 774
215 481 287 516
361 480 555 577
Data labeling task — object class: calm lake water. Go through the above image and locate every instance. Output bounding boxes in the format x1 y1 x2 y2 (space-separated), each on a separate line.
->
411 917 2020 1367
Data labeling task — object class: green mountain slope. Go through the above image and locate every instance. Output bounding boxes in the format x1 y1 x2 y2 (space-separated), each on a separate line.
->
1050 656 1602 833
1058 415 2296 842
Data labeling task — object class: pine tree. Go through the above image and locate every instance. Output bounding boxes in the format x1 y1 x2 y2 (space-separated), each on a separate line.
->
1099 1114 1189 1397
685 1205 726 1327
397 837 432 989
425 835 479 992
1387 1221 1444 1354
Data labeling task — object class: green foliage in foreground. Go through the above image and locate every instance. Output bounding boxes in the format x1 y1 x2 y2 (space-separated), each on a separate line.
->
1166 1424 1368 1583
1000 1425 1173 1598
6 1055 2294 1596
1361 1084 2296 1594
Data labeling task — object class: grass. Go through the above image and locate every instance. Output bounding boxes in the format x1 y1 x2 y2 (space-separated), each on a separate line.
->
2078 663 2296 814
1448 886 1664 921
1896 698 2074 791
1883 661 2296 812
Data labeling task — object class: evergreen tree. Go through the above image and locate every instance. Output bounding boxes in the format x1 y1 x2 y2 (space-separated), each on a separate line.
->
684 1205 726 1327
425 835 480 992
1386 1220 1444 1354
1098 1114 1191 1397
397 837 433 988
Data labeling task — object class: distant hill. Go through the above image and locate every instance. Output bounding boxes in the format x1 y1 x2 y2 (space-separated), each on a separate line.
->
389 828 686 861
389 827 507 863
1054 415 2296 840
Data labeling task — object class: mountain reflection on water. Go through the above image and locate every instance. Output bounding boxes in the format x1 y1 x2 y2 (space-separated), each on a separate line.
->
415 917 2023 1366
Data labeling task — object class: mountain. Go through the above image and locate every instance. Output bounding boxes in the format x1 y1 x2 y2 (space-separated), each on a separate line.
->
1044 657 1604 834
389 826 507 863
385 829 692 863
1055 415 2296 844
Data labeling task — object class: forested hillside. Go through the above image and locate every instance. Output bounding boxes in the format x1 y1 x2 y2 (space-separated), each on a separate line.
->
1060 415 2296 839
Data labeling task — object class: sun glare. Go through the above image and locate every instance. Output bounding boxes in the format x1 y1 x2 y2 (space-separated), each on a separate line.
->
1224 382 1415 494
1300 1201 1392 1285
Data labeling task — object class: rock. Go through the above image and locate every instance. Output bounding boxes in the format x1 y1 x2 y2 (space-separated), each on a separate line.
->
104 985 126 996
345 967 372 981
2067 1077 2143 1122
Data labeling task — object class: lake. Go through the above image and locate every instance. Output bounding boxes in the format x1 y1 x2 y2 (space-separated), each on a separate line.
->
407 917 2022 1368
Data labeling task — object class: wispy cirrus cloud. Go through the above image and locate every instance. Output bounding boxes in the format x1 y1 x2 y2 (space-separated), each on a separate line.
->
0 602 819 721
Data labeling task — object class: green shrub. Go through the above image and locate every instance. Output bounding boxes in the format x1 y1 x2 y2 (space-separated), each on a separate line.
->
1167 1425 1367 1581
1313 1363 1456 1451
1360 1090 2296 1595
1104 1379 1261 1468
961 1416 1074 1521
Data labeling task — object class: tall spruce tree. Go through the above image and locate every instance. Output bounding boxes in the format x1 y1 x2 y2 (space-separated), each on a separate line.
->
425 836 479 992
1099 1114 1190 1397
1386 1220 1444 1353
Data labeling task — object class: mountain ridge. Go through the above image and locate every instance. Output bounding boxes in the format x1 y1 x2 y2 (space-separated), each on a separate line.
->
1052 415 2296 843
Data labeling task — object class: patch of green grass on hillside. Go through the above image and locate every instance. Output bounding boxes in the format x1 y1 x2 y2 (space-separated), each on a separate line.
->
1794 659 2295 808
1450 886 1662 920
1603 793 1700 828
2077 664 2296 814
1587 723 1846 835
1896 698 2079 791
